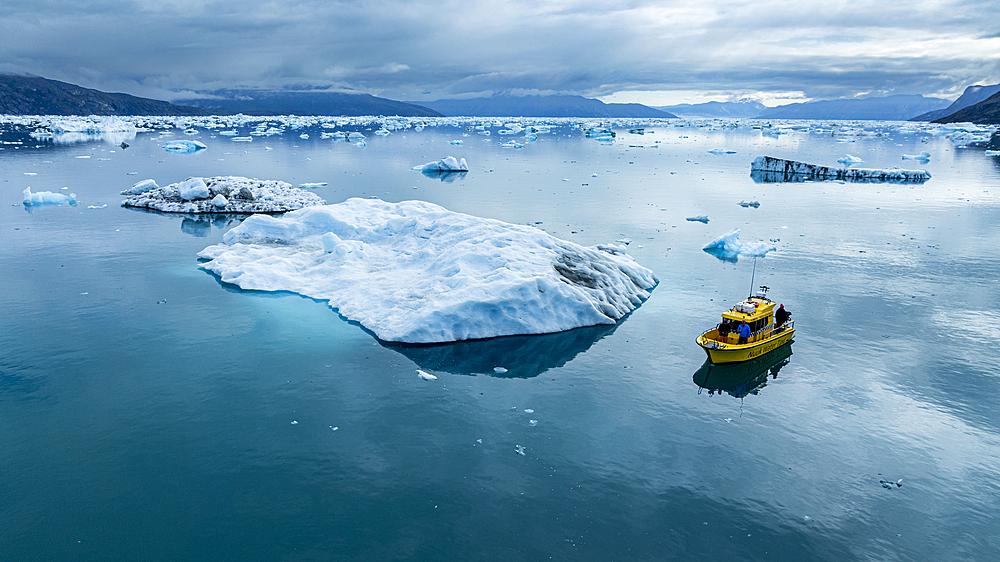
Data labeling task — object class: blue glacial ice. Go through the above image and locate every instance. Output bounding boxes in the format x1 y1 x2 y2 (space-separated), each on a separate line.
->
22 187 76 208
703 228 775 262
411 156 468 172
162 140 207 154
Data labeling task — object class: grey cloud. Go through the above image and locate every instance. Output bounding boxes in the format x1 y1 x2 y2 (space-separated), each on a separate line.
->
1 0 998 102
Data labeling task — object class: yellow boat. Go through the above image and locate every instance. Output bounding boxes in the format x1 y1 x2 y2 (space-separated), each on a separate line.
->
696 285 794 364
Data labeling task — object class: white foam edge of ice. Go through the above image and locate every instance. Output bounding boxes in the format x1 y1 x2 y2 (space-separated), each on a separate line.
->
197 198 658 343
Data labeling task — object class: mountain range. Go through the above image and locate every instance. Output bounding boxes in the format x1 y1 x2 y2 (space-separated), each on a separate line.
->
411 95 675 118
173 88 441 117
2 73 999 123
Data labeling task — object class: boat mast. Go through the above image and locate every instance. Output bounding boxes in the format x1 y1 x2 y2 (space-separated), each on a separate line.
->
748 257 757 298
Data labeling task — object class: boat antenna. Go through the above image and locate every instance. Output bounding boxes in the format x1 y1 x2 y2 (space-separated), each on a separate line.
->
748 257 757 298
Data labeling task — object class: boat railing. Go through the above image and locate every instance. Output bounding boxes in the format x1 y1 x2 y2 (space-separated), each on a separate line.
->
713 321 794 344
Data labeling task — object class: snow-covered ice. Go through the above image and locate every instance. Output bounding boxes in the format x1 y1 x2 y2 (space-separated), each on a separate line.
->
703 228 776 262
198 198 657 343
837 154 864 165
751 156 930 183
163 140 207 154
23 187 76 207
686 215 710 223
412 156 468 172
122 176 325 213
128 179 159 194
417 369 437 381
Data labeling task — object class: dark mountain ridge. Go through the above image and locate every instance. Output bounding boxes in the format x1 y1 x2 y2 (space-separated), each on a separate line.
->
933 91 1000 124
911 83 1000 122
0 73 214 116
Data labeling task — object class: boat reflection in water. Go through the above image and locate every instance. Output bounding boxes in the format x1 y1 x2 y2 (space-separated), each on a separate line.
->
693 342 793 398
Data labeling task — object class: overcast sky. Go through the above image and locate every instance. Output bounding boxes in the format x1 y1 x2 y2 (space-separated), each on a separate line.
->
2 0 999 106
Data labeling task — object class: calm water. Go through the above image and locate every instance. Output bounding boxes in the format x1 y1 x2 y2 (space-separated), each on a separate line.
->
2 118 999 561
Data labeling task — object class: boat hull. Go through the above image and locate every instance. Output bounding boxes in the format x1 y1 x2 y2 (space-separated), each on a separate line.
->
696 326 795 364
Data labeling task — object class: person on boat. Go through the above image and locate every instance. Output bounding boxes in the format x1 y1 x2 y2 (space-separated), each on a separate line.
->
775 304 790 328
737 320 752 344
718 321 731 340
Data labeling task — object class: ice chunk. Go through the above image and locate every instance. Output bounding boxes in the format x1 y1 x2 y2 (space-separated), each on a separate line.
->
231 137 252 142
985 150 1000 156
751 156 930 183
299 182 328 189
901 152 930 160
686 215 710 223
22 187 76 207
412 156 468 172
417 369 437 381
739 200 760 208
122 176 324 214
708 148 736 155
493 367 508 374
178 177 210 200
449 140 464 145
515 445 526 455
211 194 229 208
703 228 776 262
129 179 159 194
163 140 207 154
837 154 864 165
198 198 658 343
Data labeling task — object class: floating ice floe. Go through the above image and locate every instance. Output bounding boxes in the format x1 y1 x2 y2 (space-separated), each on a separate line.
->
739 200 760 208
902 152 930 161
703 228 775 262
162 140 207 154
412 156 468 172
300 182 328 189
449 140 464 145
198 198 657 343
686 215 710 223
837 154 864 165
417 369 437 381
23 187 76 208
750 156 930 183
986 150 1000 156
122 176 325 213
708 148 736 155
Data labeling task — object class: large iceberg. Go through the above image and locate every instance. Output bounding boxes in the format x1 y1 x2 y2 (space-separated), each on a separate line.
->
703 228 775 262
122 176 325 213
198 198 658 343
750 156 931 183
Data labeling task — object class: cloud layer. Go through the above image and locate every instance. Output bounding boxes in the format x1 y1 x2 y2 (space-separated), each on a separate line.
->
2 0 998 103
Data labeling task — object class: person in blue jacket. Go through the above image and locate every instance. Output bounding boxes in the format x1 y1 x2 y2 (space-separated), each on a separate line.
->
738 320 752 344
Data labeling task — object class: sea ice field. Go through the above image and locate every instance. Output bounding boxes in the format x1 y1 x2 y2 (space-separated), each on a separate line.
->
2 114 999 561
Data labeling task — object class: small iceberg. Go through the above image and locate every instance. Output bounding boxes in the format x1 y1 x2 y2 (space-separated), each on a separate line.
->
198 198 658 343
986 150 1000 156
750 156 930 183
739 200 760 208
162 140 207 154
708 148 736 155
703 228 775 262
902 152 930 161
23 187 76 208
121 176 325 213
412 156 468 172
837 154 864 165
299 182 328 189
686 215 710 223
